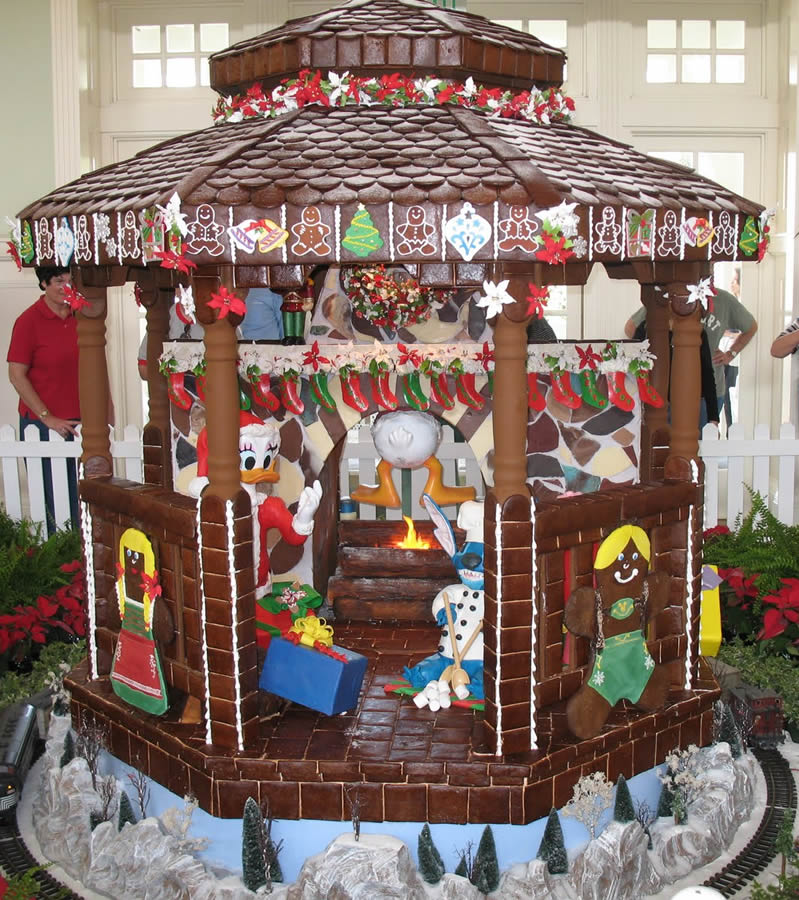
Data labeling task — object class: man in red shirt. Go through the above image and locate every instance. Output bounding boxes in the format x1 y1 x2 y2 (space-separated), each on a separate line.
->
7 266 80 534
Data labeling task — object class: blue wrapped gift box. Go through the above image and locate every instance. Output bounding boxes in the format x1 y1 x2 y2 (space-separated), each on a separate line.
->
259 637 368 715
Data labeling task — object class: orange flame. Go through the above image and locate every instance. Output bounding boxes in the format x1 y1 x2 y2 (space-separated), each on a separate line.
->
397 516 431 550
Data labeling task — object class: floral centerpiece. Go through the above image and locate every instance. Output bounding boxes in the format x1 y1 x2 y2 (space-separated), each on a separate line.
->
344 265 448 330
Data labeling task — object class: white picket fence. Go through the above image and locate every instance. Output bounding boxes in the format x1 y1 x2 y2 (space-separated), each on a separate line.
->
0 420 795 531
700 422 799 527
0 424 143 532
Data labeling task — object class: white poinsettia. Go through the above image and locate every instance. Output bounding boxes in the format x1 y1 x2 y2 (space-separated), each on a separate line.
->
176 284 196 323
416 77 441 101
328 71 349 104
463 76 477 98
536 201 579 237
476 280 515 319
158 192 188 236
686 276 716 311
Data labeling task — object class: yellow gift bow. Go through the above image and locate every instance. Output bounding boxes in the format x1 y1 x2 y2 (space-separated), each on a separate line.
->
289 615 334 648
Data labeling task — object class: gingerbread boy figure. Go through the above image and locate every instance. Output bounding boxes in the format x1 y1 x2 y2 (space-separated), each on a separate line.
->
564 524 671 739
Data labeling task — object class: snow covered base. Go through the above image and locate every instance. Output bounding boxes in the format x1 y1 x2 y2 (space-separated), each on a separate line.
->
30 714 758 900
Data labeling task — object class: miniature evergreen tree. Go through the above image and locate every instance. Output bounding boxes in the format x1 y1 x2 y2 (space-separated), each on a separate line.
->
718 702 744 758
417 823 445 884
613 775 635 823
775 810 796 877
342 205 384 258
472 825 500 894
454 853 468 878
656 781 674 818
118 791 137 830
242 797 266 892
536 808 568 875
59 731 75 768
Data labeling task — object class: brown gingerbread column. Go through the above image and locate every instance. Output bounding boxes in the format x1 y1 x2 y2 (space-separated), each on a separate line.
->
135 272 174 488
73 273 112 477
667 291 703 470
483 275 535 756
640 284 670 480
193 268 258 750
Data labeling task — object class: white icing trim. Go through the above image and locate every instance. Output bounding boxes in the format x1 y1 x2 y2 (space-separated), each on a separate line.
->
335 207 341 263
707 211 713 261
79 499 98 680
684 502 695 690
196 498 213 744
225 500 245 752
33 219 41 265
493 200 499 258
228 207 236 266
679 208 686 261
494 502 503 756
734 213 740 259
116 212 123 265
588 206 593 261
621 206 627 259
529 497 538 750
441 204 447 262
388 201 394 262
281 204 287 264
92 213 99 265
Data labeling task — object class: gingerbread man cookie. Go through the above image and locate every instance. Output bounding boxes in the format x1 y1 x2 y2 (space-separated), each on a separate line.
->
36 218 54 262
73 215 93 263
290 206 331 256
120 210 142 260
593 206 623 255
657 210 681 257
396 206 436 256
186 204 225 256
711 211 737 256
497 206 539 252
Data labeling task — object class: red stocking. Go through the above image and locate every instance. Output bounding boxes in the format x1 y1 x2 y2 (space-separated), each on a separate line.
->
607 371 635 411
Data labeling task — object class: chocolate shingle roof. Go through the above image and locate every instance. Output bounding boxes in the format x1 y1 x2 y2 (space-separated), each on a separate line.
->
18 104 763 269
209 0 566 94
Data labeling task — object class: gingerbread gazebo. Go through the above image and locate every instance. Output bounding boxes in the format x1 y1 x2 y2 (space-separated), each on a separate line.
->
13 0 766 827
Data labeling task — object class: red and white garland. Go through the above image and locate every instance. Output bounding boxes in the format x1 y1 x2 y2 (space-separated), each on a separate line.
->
212 70 575 127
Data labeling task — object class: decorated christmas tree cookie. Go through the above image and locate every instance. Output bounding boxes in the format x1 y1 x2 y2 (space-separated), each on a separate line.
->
342 204 384 257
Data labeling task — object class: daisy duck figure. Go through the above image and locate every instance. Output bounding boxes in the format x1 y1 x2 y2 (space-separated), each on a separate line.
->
404 494 484 710
189 410 322 602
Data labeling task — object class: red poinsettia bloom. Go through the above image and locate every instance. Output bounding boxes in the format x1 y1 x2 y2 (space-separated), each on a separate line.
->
576 344 602 371
703 525 731 541
536 232 574 265
62 284 90 312
5 241 21 272
758 578 799 640
475 341 494 371
153 250 197 274
719 567 760 606
397 343 422 369
526 283 550 319
208 287 246 319
302 341 331 372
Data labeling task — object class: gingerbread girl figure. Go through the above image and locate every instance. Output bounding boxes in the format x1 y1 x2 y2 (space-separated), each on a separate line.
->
186 204 225 256
564 524 671 739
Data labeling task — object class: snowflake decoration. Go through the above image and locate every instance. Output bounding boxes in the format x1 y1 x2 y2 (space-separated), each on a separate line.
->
644 654 655 670
571 235 588 258
105 237 117 257
590 670 605 686
95 213 111 242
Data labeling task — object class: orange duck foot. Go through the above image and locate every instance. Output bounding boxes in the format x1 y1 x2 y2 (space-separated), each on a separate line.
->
351 459 402 508
420 456 477 507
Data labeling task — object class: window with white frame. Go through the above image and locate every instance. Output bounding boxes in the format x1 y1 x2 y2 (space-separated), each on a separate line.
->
646 18 746 84
131 22 229 89
492 18 569 82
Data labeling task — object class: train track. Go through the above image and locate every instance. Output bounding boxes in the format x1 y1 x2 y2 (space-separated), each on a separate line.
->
703 747 797 897
0 823 82 899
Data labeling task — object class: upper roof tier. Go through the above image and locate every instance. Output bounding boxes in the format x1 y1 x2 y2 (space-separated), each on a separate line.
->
208 0 567 95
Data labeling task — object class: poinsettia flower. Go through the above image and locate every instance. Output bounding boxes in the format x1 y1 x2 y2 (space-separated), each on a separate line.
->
719 567 760 600
526 283 550 319
5 241 21 271
758 579 799 639
703 525 730 541
474 341 494 371
536 232 574 265
302 341 331 372
476 280 515 319
154 249 197 274
62 284 90 312
576 344 602 371
208 287 246 319
397 342 422 369
156 192 188 236
686 276 717 312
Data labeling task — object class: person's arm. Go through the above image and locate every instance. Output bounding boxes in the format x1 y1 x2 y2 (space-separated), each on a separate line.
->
771 319 799 358
713 319 757 366
8 362 79 437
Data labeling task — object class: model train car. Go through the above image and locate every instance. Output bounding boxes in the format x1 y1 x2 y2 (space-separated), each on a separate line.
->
0 703 37 819
729 683 784 749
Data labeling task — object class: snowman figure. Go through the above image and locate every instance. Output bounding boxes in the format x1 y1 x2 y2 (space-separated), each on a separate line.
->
403 494 484 710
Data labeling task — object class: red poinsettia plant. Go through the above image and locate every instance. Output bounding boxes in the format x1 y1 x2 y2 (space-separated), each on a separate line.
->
0 560 86 663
